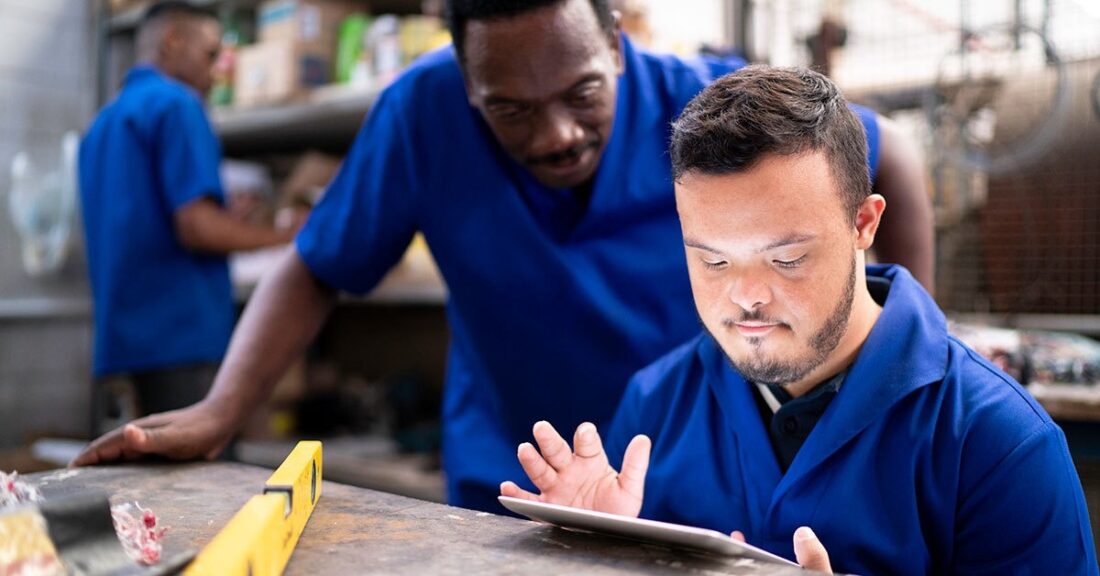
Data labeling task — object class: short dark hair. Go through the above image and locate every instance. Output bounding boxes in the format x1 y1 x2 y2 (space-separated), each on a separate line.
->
141 1 215 28
670 65 871 222
445 0 614 63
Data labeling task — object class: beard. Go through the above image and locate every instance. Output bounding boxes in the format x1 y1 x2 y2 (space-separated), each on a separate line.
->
713 256 857 387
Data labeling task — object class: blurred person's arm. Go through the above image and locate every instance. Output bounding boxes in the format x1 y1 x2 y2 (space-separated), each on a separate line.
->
174 196 297 253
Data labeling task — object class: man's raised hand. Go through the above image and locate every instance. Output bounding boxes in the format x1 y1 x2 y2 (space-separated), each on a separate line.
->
500 420 651 518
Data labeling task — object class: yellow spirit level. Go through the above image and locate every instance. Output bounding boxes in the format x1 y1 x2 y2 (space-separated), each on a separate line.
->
185 441 322 576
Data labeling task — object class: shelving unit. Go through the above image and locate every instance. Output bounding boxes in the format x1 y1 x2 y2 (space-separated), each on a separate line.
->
231 246 447 306
212 84 379 154
94 0 451 495
107 0 423 33
107 0 250 34
99 0 424 116
0 298 91 321
101 0 447 301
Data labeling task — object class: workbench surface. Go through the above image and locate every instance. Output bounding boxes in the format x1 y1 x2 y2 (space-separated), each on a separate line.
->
28 462 805 575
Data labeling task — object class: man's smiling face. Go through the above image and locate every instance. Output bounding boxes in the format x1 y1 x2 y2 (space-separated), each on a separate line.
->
461 0 622 189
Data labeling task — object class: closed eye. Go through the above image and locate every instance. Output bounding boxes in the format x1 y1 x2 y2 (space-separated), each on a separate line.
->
568 82 602 106
774 255 807 269
702 259 727 271
485 103 532 121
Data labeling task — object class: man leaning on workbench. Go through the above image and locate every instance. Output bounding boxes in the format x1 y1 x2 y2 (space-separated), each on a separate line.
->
502 65 1098 575
79 2 299 419
74 0 935 518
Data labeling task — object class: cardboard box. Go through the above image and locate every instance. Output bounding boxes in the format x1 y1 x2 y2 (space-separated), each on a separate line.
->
235 0 360 107
258 0 359 50
235 40 332 107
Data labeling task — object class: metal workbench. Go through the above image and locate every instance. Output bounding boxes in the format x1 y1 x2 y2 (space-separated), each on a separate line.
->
28 462 806 575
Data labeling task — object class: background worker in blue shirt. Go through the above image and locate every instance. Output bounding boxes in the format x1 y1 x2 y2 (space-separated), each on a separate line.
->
78 2 296 417
501 66 1096 574
75 0 934 513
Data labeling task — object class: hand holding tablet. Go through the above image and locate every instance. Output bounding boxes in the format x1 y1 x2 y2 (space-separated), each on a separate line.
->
501 420 832 572
499 495 798 566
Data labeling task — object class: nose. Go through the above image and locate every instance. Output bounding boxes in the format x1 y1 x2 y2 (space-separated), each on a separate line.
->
727 270 773 314
529 104 584 158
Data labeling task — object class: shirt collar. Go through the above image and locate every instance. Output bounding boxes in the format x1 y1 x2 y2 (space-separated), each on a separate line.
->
773 264 949 496
757 370 845 414
125 65 203 100
125 64 162 84
702 265 950 495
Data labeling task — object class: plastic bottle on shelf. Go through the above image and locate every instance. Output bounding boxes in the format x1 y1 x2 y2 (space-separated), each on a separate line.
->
209 18 241 108
366 15 402 86
336 13 372 86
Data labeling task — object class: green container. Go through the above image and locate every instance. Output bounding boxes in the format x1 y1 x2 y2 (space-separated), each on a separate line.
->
336 14 371 84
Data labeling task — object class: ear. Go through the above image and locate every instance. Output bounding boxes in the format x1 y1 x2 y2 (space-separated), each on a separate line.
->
854 193 886 251
610 11 625 74
160 22 184 58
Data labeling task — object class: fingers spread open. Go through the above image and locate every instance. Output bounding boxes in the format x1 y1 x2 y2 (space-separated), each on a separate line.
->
572 422 605 460
500 481 541 502
517 441 557 492
617 434 651 500
532 421 573 471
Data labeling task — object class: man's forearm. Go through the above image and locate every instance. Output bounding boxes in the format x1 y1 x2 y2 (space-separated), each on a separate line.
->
175 197 294 254
206 250 336 425
203 220 291 253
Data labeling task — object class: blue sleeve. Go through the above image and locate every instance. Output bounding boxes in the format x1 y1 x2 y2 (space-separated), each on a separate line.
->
848 104 880 182
295 87 420 294
156 95 224 211
953 422 1098 574
702 54 748 78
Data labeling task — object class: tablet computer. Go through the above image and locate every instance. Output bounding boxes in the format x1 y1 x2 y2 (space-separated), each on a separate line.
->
498 496 798 566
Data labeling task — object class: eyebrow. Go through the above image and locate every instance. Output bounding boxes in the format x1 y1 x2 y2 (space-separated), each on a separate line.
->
482 74 605 107
683 238 722 254
761 234 816 252
683 234 816 255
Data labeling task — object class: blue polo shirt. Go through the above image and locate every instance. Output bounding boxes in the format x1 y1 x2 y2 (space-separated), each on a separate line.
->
79 66 233 377
605 265 1097 575
295 38 881 512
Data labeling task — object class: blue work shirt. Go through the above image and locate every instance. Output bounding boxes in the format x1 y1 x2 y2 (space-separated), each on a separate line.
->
79 66 233 376
296 38 880 512
605 265 1097 574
